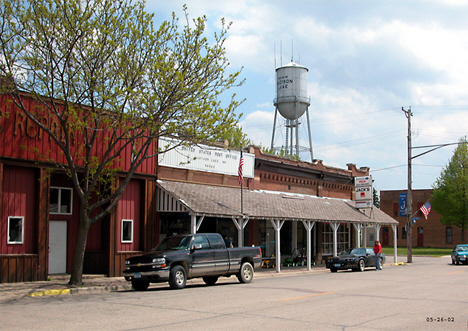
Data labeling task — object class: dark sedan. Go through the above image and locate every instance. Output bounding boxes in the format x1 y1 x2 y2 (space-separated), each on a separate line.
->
326 247 385 272
451 244 468 265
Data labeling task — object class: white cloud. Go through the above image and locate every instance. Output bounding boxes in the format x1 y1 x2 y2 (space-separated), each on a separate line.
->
150 0 468 190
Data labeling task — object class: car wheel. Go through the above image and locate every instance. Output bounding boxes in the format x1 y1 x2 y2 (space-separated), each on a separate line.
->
237 262 254 283
380 257 384 269
330 268 337 273
456 258 460 265
452 258 455 265
358 259 365 272
203 276 219 286
132 280 149 291
169 265 187 289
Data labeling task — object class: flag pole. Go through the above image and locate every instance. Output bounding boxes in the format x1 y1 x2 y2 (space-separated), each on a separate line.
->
238 147 245 247
240 148 244 216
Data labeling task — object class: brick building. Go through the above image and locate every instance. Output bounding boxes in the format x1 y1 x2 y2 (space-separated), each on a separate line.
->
380 189 464 248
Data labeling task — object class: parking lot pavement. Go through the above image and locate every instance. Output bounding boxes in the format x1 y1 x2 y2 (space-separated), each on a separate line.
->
0 259 406 303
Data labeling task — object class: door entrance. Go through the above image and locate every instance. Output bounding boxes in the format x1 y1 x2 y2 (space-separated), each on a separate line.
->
382 227 389 246
417 227 424 247
49 221 67 274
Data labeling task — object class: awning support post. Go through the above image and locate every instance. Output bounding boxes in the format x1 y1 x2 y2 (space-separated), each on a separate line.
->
232 216 249 247
190 214 205 234
301 220 316 270
374 224 381 241
270 219 285 273
391 224 398 264
330 222 340 257
353 223 363 248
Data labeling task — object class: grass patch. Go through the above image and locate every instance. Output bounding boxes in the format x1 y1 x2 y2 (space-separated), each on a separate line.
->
382 247 452 257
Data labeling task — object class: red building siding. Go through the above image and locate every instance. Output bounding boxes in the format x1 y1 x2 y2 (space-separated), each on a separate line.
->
116 179 141 252
1 165 36 254
0 94 157 174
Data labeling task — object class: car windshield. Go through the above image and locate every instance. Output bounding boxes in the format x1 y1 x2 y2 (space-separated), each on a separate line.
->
339 248 365 256
152 236 192 251
456 246 468 251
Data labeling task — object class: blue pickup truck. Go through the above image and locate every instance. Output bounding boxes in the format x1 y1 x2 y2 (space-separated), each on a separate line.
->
123 233 263 290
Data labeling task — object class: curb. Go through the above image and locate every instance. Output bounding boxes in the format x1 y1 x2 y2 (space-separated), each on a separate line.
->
27 283 133 297
28 289 71 297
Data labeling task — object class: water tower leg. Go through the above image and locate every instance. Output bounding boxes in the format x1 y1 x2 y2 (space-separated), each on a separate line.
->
289 120 294 156
271 107 278 150
285 119 289 156
295 102 300 157
306 107 314 160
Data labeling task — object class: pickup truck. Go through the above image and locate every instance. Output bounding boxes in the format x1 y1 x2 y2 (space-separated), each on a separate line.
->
123 233 263 291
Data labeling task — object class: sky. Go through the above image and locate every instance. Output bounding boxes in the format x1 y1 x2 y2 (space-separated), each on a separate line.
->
148 0 468 194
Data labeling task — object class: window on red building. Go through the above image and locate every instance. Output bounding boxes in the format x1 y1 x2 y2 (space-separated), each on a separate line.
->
393 203 398 217
446 227 453 244
122 219 133 243
8 216 24 244
50 187 73 214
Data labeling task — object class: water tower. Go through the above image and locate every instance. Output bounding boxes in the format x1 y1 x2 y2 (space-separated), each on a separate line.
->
271 62 313 160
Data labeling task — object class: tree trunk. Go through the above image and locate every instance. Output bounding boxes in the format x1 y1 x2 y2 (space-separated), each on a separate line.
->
69 212 91 286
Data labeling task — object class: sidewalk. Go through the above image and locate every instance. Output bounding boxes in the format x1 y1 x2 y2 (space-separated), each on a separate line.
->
0 261 404 303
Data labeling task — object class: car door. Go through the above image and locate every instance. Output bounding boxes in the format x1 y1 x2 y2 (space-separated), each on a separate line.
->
207 234 230 274
366 248 376 267
190 235 215 277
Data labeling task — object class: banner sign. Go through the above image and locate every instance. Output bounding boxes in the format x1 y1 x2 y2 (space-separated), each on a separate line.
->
399 192 407 217
158 137 254 178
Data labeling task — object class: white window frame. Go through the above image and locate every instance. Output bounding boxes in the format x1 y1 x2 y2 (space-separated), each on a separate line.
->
50 187 73 215
121 219 133 243
8 216 24 244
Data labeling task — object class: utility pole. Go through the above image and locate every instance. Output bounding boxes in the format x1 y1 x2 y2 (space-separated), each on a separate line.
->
402 106 413 263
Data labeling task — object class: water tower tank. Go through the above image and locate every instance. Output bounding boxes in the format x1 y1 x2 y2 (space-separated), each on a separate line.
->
275 62 310 120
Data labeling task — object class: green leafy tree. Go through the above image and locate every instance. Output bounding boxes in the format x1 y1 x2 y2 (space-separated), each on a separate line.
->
431 137 468 242
0 0 243 285
261 146 299 160
373 188 380 209
221 125 251 148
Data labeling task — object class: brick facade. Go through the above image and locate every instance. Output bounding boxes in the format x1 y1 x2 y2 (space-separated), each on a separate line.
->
380 189 464 248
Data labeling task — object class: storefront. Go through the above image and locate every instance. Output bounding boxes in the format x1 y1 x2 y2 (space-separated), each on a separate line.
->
156 179 399 272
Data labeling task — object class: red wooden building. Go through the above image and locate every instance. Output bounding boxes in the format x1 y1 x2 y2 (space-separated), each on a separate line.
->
0 93 159 282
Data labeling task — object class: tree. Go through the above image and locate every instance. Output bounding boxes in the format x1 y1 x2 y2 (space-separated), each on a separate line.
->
431 137 468 242
221 125 251 148
373 188 380 209
0 0 243 285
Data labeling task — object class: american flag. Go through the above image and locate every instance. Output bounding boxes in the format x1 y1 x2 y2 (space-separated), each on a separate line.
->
238 150 244 186
420 201 432 220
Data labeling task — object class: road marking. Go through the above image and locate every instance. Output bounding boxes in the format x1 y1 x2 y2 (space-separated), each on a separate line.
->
277 291 336 301
446 270 465 275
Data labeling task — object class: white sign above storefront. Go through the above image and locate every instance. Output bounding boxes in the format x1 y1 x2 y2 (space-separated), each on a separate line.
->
158 137 254 178
354 175 373 208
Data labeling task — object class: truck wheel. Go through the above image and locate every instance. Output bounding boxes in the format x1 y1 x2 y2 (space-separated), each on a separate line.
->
330 268 337 272
132 280 149 291
203 276 219 286
237 262 254 283
169 265 186 289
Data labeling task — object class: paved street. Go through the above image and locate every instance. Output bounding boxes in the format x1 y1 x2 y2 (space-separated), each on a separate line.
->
1 256 466 330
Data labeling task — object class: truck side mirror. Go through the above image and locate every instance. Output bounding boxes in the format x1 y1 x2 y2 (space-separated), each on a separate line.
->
191 244 202 252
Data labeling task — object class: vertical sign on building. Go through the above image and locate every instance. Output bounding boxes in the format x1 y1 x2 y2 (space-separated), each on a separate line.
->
355 176 373 209
399 192 407 217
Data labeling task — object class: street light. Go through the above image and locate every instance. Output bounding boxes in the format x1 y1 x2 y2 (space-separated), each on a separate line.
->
402 106 464 263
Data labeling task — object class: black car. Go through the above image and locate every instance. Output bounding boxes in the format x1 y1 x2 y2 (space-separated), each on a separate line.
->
326 247 385 272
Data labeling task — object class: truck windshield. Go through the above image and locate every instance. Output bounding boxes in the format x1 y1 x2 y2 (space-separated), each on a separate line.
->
153 236 192 251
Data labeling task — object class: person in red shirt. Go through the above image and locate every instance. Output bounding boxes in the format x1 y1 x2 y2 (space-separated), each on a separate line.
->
373 240 382 270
